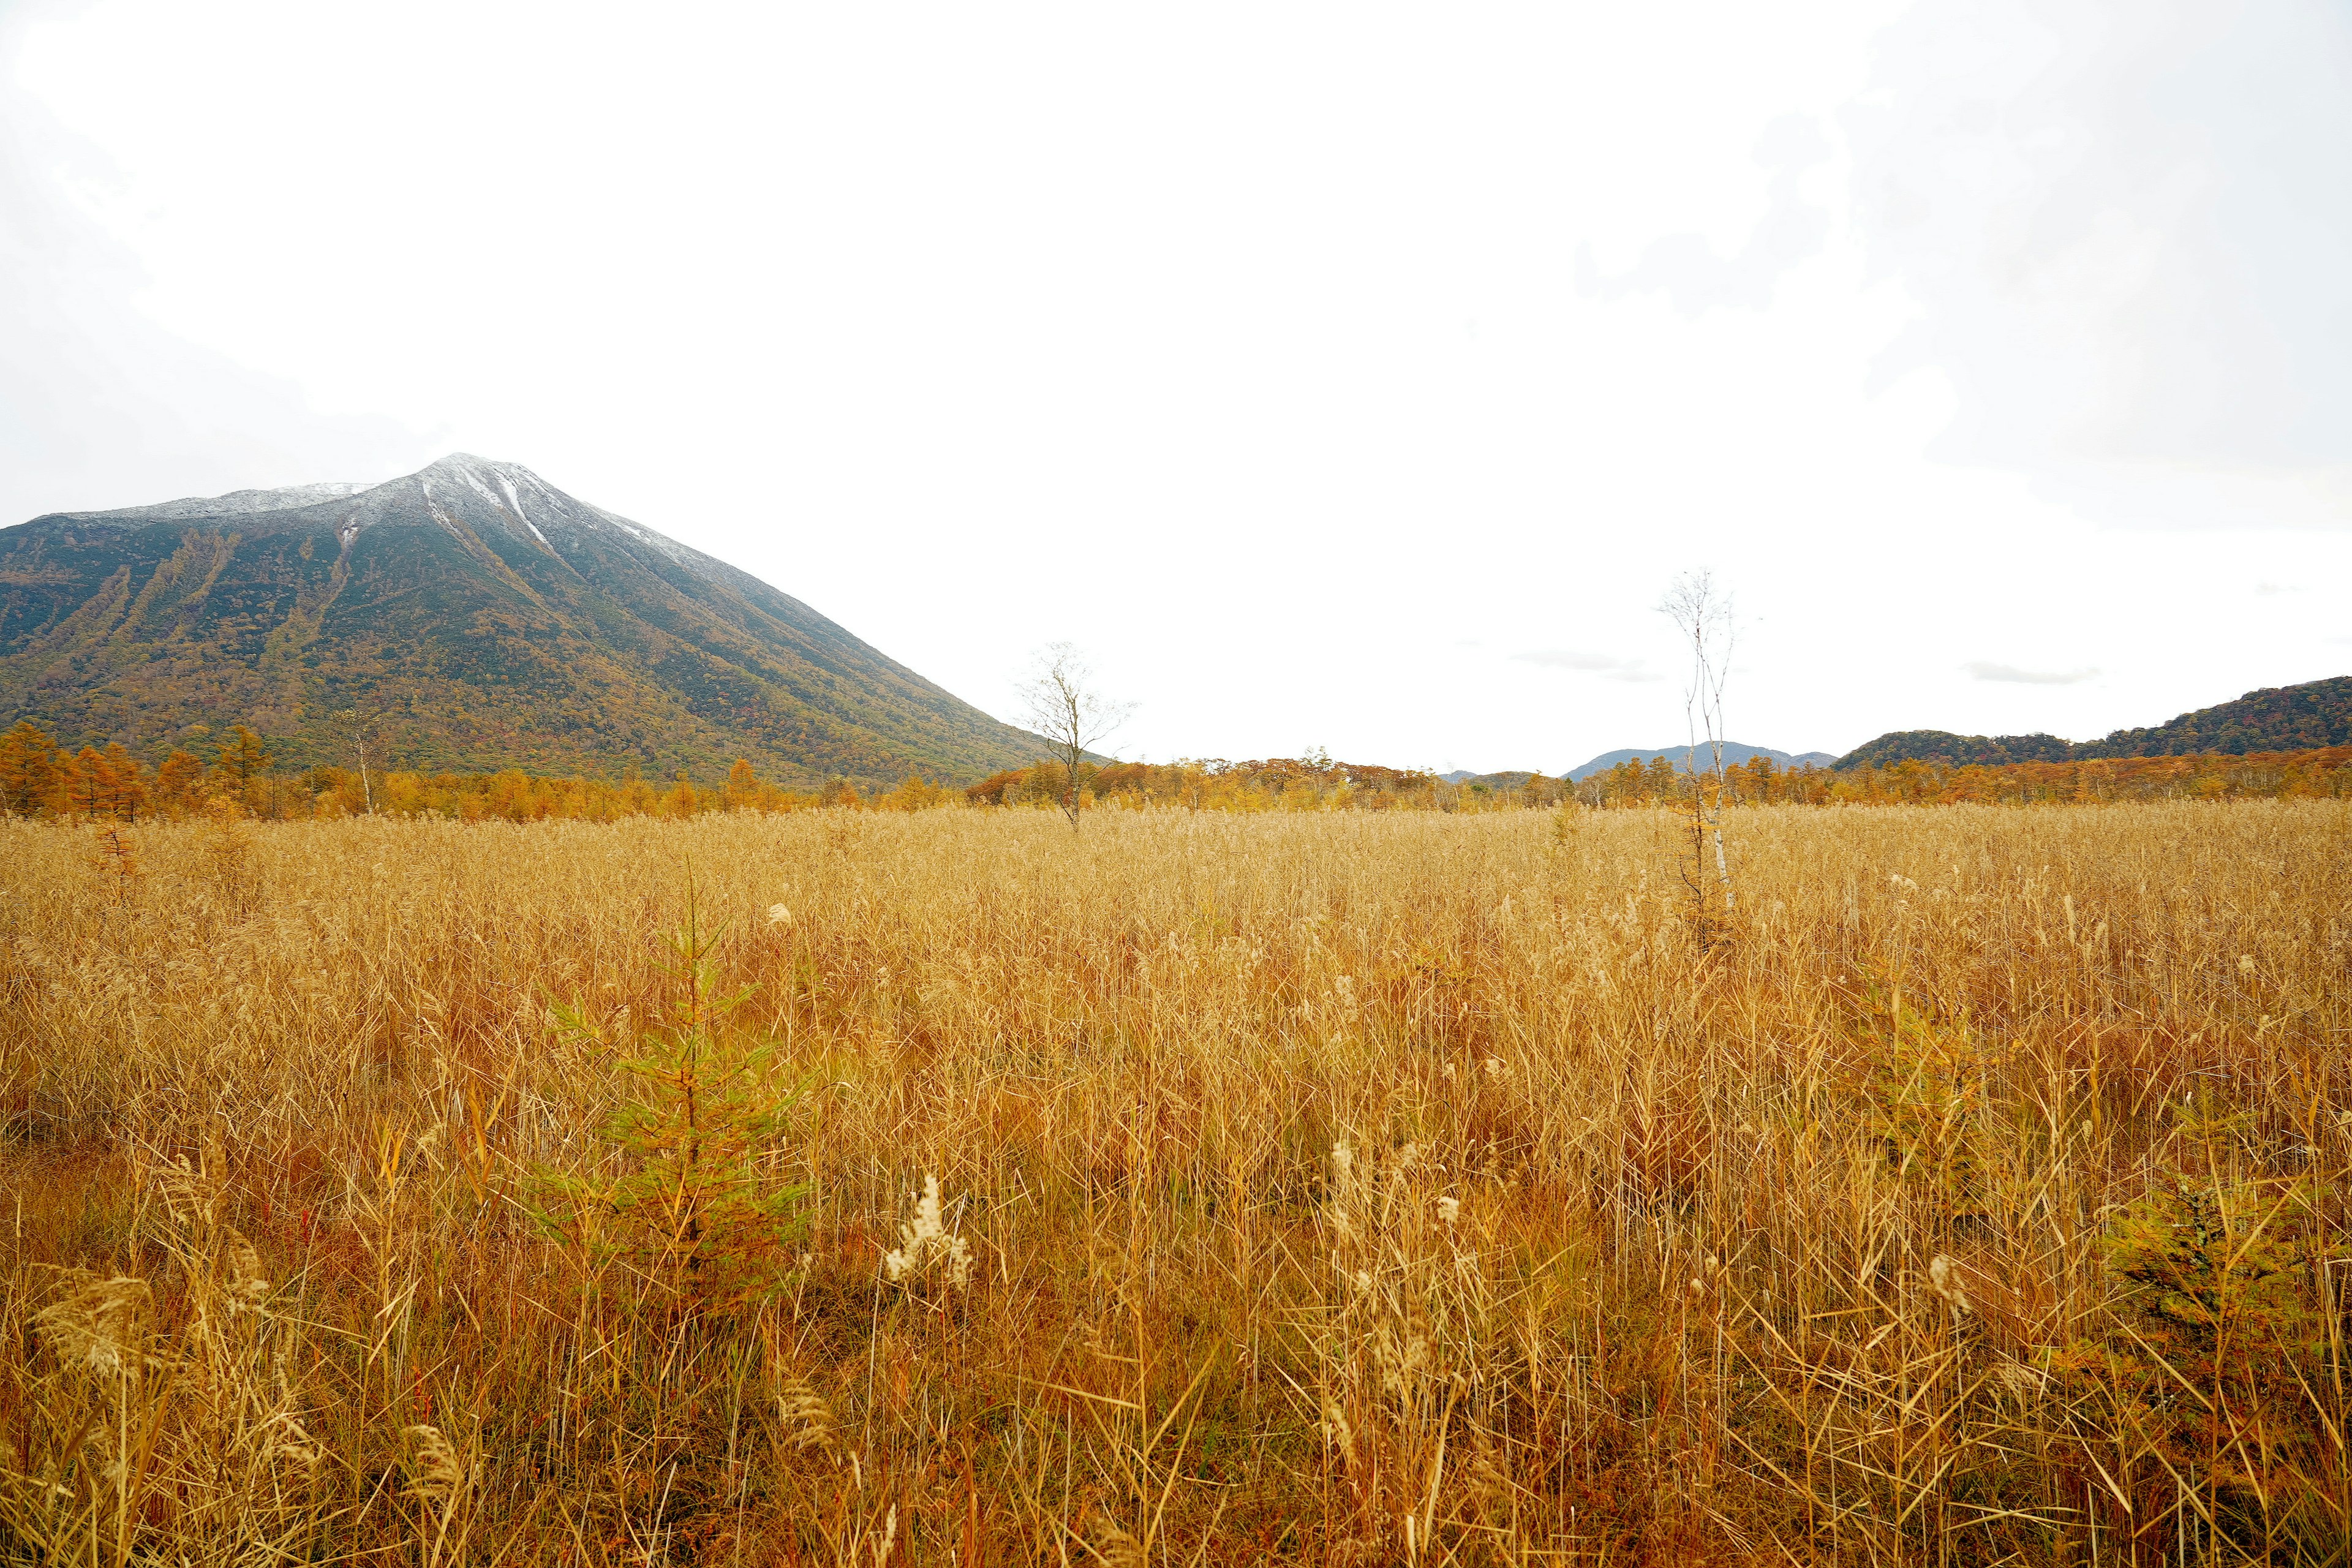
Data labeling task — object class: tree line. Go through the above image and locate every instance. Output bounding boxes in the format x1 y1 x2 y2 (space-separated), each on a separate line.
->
0 719 277 821
0 720 940 823
1575 746 2352 806
6 715 2343 825
965 756 1453 812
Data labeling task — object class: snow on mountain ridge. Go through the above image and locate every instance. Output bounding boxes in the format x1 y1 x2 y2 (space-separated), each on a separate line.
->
405 454 696 562
54 453 695 552
61 480 371 523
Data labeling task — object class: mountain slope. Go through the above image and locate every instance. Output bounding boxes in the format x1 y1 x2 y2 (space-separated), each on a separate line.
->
2075 677 2351 758
1834 677 2351 771
1564 742 1836 782
1834 731 2074 769
0 454 1041 785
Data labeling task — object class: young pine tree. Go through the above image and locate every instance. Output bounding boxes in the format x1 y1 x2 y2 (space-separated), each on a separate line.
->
531 895 807 1315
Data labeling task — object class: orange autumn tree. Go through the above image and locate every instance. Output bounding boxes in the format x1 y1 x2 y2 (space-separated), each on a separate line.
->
154 750 206 813
214 725 272 805
61 748 105 821
99 742 148 823
0 720 61 815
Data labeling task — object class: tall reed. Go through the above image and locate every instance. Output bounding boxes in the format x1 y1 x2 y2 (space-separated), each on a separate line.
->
1 801 2345 1562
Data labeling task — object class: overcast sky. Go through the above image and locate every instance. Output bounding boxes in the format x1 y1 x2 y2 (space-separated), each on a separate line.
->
2 1 2345 771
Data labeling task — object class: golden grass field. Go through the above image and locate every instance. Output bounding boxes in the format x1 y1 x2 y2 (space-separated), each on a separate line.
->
1 802 2347 1564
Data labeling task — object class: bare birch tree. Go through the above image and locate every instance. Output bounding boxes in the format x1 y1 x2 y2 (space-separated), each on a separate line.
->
1018 643 1134 830
1659 570 1736 937
337 707 385 814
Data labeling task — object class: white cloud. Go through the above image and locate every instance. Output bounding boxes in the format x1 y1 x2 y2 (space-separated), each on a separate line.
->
1847 0 2352 526
0 71 431 516
1576 115 1833 316
1513 650 1660 683
1964 662 2099 686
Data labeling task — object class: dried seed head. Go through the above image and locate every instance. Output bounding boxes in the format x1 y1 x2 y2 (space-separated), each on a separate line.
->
1467 1428 1509 1510
1082 1504 1148 1568
883 1174 973 1289
1993 1360 2048 1399
1928 1254 1970 1313
268 1411 323 1469
1321 1400 1354 1460
158 1156 220 1230
1374 1327 1431 1396
767 903 792 925
1327 1140 1358 1238
402 1423 468 1503
776 1378 836 1453
34 1274 151 1378
224 1228 271 1308
1436 1195 1460 1226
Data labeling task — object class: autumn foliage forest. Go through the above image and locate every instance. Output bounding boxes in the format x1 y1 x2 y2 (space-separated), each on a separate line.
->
3 716 2348 826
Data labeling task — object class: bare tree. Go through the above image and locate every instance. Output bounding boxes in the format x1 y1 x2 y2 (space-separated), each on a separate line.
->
1018 643 1134 830
338 707 385 814
1659 570 1736 937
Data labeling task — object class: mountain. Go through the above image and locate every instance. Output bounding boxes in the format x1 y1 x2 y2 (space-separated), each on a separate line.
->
1835 677 2351 771
0 454 1042 786
1834 731 2073 770
1564 742 1835 782
1443 770 1555 791
2073 677 2351 758
1436 745 1834 786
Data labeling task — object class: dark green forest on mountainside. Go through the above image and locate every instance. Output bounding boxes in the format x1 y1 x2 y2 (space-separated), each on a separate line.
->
1835 676 2349 770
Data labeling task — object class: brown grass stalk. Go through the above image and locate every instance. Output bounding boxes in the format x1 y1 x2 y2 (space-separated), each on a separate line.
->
0 801 2345 1562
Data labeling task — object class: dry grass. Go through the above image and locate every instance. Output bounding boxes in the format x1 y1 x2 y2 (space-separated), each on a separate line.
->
1 802 2347 1564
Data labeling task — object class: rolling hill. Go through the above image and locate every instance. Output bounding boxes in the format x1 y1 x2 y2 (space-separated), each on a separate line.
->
1563 742 1836 781
0 454 1042 786
1431 745 1834 790
1835 677 2351 771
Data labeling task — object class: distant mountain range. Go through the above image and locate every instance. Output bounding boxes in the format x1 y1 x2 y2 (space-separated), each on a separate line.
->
1563 742 1836 781
0 454 1042 786
1835 677 2350 770
1435 744 1833 788
1453 680 2348 788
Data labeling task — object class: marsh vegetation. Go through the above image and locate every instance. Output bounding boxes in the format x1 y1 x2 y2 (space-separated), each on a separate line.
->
1 802 2346 1562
